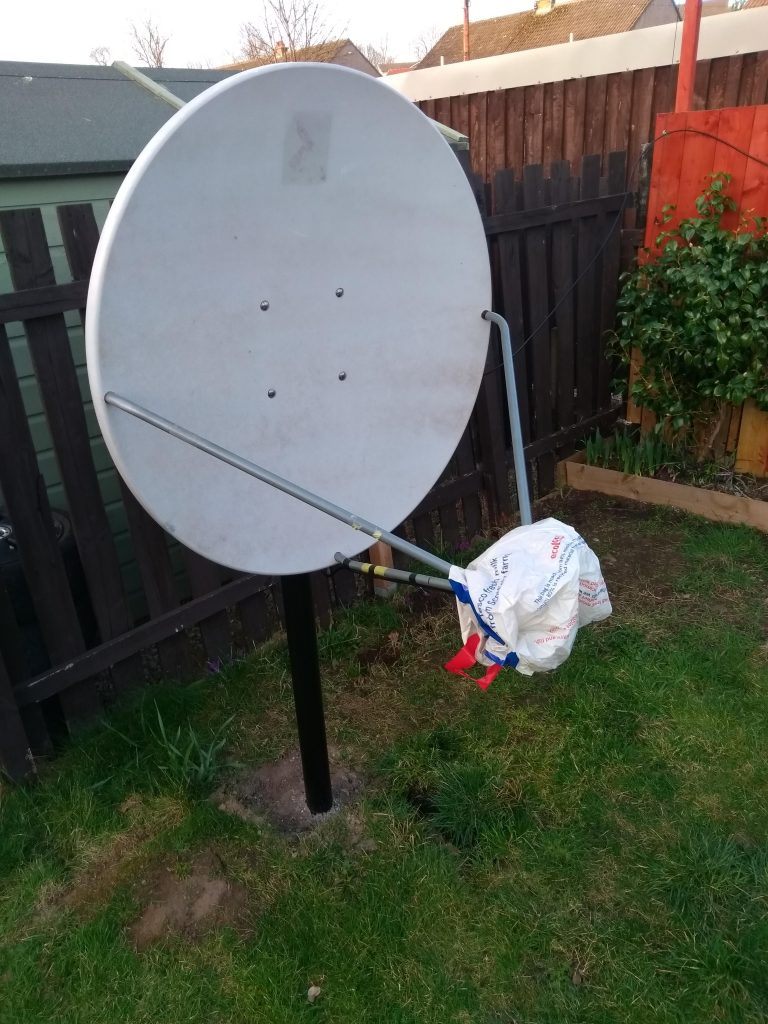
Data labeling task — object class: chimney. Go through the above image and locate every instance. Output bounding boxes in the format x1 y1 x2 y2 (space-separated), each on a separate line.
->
275 40 287 60
534 0 555 13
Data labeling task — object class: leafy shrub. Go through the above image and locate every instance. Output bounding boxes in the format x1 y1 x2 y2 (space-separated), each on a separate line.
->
614 174 768 449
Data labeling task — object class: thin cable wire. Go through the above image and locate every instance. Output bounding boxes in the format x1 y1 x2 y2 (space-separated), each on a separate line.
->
485 126 768 375
671 6 681 72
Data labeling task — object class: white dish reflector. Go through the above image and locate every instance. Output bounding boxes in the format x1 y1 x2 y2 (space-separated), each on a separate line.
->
87 64 491 574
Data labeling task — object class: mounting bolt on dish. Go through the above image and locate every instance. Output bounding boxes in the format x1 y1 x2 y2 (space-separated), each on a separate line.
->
267 388 276 398
338 371 347 381
260 300 270 311
335 287 344 298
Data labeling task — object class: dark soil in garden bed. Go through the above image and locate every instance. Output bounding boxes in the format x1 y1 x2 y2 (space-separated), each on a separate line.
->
535 490 686 611
655 464 768 500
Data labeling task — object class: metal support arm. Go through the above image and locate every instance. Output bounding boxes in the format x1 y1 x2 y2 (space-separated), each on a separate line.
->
104 391 453 575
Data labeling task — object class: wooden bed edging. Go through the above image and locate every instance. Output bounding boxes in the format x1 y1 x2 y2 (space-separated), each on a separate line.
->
557 451 768 533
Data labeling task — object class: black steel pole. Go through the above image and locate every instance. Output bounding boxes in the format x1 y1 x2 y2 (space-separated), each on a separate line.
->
281 573 333 813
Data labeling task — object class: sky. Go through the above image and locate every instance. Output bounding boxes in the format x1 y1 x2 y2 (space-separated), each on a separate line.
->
2 1 534 69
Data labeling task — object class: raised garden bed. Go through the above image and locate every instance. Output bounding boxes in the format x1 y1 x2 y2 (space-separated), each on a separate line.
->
557 450 768 533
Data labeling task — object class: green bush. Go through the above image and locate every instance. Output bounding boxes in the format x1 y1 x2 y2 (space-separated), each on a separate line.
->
614 174 768 449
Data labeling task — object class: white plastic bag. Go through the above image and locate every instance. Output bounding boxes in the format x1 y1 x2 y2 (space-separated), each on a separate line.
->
446 518 611 686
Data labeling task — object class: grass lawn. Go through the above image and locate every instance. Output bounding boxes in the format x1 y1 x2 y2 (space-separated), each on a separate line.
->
2 492 768 1024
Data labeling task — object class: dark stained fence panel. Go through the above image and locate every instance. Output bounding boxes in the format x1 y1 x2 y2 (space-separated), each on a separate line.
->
0 149 631 773
0 210 134 648
419 53 768 190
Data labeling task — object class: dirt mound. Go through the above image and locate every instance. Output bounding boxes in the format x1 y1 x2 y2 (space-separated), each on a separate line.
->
215 750 362 835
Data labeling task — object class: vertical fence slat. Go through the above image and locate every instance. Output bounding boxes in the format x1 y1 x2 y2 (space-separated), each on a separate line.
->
469 92 488 180
454 425 483 540
563 78 587 171
712 106 758 222
550 161 577 446
469 170 511 517
412 510 436 552
597 152 627 407
651 64 677 127
738 54 757 111
724 54 745 109
494 170 531 448
605 71 633 157
575 155 602 422
742 105 768 217
0 578 29 691
0 649 32 780
0 322 99 724
436 459 462 551
475 336 511 517
671 109 719 222
120 488 197 680
505 87 525 173
238 579 274 645
749 53 768 105
54 204 198 684
0 579 51 755
522 163 555 495
182 550 233 665
628 68 656 198
487 90 507 181
56 204 148 694
311 572 332 630
451 94 470 138
584 75 608 162
543 81 565 170
524 84 545 166
330 562 358 607
706 56 730 111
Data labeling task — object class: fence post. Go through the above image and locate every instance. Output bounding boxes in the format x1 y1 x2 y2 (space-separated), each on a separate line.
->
0 649 33 781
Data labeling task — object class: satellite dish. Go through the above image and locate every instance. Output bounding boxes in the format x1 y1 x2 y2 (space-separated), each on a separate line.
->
87 63 491 576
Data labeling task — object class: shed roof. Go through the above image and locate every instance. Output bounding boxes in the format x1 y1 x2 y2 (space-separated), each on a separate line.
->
416 0 676 68
0 59 466 180
0 62 234 179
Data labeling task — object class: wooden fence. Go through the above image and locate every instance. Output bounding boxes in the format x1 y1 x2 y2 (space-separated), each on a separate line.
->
419 53 768 193
0 153 632 780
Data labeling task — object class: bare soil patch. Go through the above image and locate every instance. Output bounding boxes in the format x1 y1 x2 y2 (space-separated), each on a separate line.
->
536 490 687 611
128 850 248 951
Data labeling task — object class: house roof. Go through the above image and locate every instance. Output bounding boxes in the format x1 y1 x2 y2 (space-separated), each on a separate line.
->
0 62 234 179
222 39 374 71
416 0 675 68
379 62 416 75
